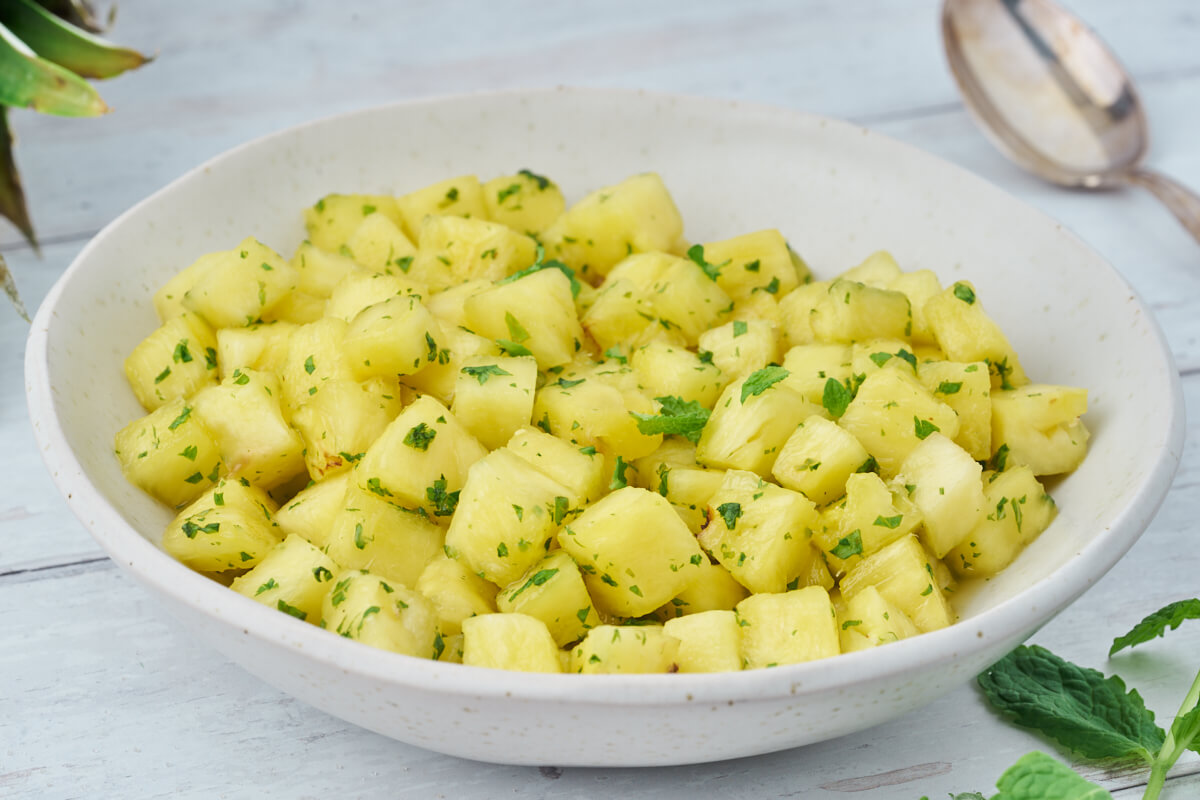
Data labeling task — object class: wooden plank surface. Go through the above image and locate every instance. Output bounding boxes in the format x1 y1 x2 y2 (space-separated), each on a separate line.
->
5 1 1200 797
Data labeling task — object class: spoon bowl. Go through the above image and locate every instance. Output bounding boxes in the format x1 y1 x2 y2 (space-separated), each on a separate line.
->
943 0 1200 240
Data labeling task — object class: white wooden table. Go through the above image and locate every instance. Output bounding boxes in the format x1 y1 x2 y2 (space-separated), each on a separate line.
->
4 1 1199 797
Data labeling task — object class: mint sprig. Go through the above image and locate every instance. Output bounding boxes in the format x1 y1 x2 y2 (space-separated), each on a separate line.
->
630 395 711 444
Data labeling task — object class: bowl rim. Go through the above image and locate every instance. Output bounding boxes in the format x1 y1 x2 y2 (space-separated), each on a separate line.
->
24 85 1187 705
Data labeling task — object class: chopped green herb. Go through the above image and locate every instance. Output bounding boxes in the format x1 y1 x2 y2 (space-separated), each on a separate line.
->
830 530 863 559
461 364 511 385
953 282 976 304
741 366 790 403
507 568 559 602
610 456 630 490
822 377 852 418
914 417 940 440
717 502 742 530
403 422 437 451
630 395 711 444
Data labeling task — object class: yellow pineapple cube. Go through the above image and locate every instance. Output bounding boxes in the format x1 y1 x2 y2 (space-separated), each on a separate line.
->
838 585 920 652
813 472 922 575
192 368 306 490
496 551 600 646
917 360 992 460
272 471 352 549
451 354 538 450
114 399 224 509
290 240 366 298
342 295 447 381
557 487 705 617
664 610 742 672
698 469 820 594
464 268 584 369
895 433 985 558
532 373 662 460
262 290 325 325
698 229 804 302
229 534 340 623
291 378 403 481
445 449 576 586
424 278 490 329
838 368 960 478
411 214 537 287
647 255 734 345
696 318 780 381
777 281 830 348
154 251 223 321
544 173 684 282
162 478 282 573
837 250 902 287
325 482 445 589
395 175 488 240
123 312 218 411
322 571 439 659
462 613 562 673
569 624 680 674
736 586 840 669
810 280 911 343
839 534 954 633
356 395 487 515
216 321 295 378
780 343 852 405
280 317 354 416
772 416 872 505
887 268 942 345
947 466 1058 577
991 384 1089 476
924 280 1028 389
181 238 300 328
662 559 748 617
505 428 608 503
323 271 426 322
631 340 725 408
695 372 819 476
402 327 501 405
303 193 403 253
415 554 498 636
482 170 566 235
343 212 418 275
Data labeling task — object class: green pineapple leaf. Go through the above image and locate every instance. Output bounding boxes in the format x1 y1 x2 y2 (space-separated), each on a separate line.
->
3 0 150 79
0 21 108 116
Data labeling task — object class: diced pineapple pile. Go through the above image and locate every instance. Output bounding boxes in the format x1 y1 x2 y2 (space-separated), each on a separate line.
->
114 170 1090 674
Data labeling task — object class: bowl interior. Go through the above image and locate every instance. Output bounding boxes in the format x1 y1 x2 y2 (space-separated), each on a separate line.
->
32 88 1180 682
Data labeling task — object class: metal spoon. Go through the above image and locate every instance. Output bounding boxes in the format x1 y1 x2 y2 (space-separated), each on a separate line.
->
942 0 1200 243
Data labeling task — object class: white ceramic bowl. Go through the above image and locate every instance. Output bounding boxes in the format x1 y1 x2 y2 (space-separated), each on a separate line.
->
26 88 1185 767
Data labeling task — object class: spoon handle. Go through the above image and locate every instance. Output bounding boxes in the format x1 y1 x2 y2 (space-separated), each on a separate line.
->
1127 168 1200 245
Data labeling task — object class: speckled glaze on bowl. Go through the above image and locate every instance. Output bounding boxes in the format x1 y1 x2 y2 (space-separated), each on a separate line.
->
26 88 1185 766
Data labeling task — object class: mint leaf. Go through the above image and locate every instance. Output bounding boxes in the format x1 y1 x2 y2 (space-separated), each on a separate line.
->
914 417 940 440
978 645 1164 763
741 366 789 403
1109 598 1200 656
686 244 725 282
630 395 711 444
498 242 582 297
461 364 511 385
716 502 742 530
992 751 1112 800
822 377 852 418
504 312 530 343
830 530 863 559
1173 705 1200 757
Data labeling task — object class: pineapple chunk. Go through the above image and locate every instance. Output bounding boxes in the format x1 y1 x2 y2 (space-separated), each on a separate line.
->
697 318 780 381
646 255 734 345
838 585 920 652
662 560 749 617
290 240 367 297
557 487 705 617
215 320 295 378
325 482 445 589
924 280 1028 389
445 449 576 586
532 372 662 460
262 290 325 325
839 535 954 633
280 317 354 417
162 478 282 573
342 295 447 381
695 373 819 477
887 268 942 345
772 416 873 505
699 229 804 303
544 173 684 282
181 237 300 328
303 193 402 253
464 268 584 369
947 466 1058 577
482 170 566 235
114 399 224 509
424 279 490 329
229 534 340 623
895 433 985 558
462 613 563 673
813 472 922 575
838 368 960 478
452 354 538 450
631 340 725 408
321 571 439 659
664 610 742 673
732 292 782 327
356 396 487 515
850 339 919 382
917 360 992 460
411 214 537 287
496 551 600 647
272 471 352 549
698 470 820 594
505 427 608 504
569 624 680 674
291 378 403 481
192 368 306 490
780 343 853 405
736 586 840 669
395 175 487 240
810 280 911 343
415 554 498 637
837 250 902 287
777 281 830 348
991 384 1089 476
323 271 427 322
154 252 222 321
123 312 218 411
343 212 418 276
402 327 500 405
